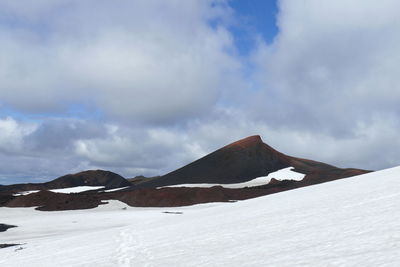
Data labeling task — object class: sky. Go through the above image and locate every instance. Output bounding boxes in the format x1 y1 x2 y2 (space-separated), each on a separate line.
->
1 0 400 184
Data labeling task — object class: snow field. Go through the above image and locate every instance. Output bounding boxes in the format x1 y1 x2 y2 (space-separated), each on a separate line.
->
1 166 400 266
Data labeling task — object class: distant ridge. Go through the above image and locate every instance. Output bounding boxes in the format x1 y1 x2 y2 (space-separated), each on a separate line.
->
46 170 131 189
0 170 131 193
0 135 371 210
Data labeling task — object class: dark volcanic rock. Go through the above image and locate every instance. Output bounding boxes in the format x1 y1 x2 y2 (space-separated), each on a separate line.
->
0 224 17 232
5 190 105 211
109 187 269 207
3 187 278 210
45 170 131 189
0 192 15 205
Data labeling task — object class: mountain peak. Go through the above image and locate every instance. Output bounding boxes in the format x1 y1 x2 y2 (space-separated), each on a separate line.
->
225 135 263 149
134 134 289 187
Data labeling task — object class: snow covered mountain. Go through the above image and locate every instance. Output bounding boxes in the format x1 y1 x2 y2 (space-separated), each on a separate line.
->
1 166 399 266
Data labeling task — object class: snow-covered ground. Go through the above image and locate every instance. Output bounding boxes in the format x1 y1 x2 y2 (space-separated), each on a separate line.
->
13 186 105 196
1 166 400 266
162 167 305 188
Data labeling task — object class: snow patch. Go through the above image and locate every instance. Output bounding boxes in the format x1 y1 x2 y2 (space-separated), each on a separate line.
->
162 167 305 188
13 186 105 196
102 186 130 192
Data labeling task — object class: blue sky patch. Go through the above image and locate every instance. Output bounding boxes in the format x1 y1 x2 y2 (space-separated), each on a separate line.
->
229 0 279 55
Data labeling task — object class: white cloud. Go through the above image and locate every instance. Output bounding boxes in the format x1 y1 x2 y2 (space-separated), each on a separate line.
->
252 0 400 133
0 117 37 153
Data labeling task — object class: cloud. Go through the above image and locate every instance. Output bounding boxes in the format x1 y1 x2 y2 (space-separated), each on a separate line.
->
0 117 93 183
239 0 400 168
251 0 400 135
0 0 241 121
0 117 36 154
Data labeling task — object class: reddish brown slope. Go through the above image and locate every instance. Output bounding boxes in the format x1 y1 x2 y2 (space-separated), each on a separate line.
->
134 135 289 188
134 135 368 189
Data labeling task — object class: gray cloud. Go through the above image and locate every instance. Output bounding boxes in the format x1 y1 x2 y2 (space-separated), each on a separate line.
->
0 0 241 122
